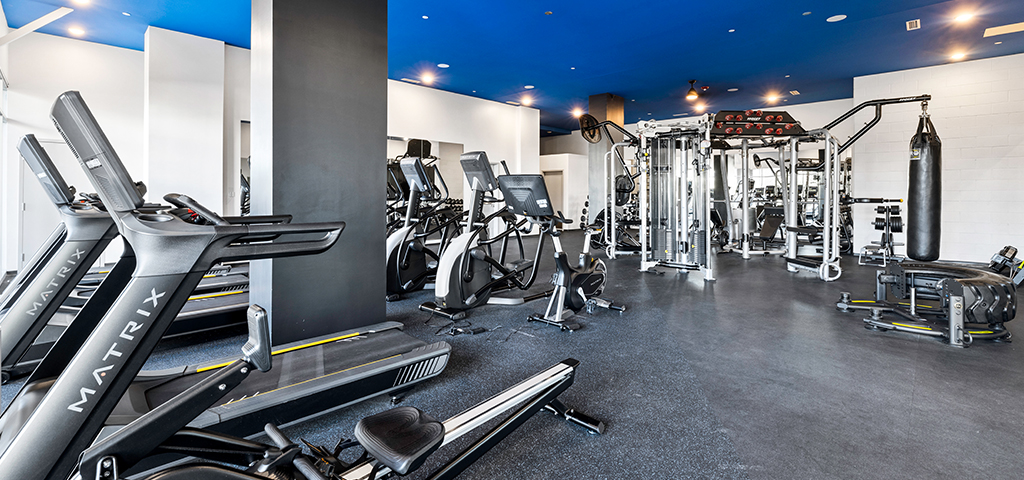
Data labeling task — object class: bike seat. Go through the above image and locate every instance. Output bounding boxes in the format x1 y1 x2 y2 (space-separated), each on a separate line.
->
354 406 445 475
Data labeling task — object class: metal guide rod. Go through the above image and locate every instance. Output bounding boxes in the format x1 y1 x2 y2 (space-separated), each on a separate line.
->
703 121 715 281
639 133 654 271
679 138 689 264
741 139 750 260
604 142 631 258
822 131 832 277
778 144 789 221
786 137 799 262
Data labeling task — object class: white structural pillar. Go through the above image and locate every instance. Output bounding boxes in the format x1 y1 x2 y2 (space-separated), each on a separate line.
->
143 26 225 211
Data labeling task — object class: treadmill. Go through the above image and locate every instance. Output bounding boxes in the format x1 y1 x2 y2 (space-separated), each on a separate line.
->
0 93 450 472
0 136 252 381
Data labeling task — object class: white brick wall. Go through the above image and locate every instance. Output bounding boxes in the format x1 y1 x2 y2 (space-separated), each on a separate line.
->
852 53 1024 262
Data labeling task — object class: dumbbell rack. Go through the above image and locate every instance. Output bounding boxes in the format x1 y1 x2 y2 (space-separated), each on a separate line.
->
858 198 904 267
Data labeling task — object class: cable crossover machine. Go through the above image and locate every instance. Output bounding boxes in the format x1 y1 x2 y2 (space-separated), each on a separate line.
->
579 94 932 283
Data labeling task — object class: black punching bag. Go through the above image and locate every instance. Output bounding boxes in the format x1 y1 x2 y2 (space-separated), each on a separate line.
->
907 115 941 261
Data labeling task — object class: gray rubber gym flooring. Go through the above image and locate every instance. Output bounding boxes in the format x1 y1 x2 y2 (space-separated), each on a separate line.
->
4 230 1021 479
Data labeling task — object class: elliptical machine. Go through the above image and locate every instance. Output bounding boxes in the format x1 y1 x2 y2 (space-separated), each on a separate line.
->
420 152 549 320
498 175 625 331
385 156 462 301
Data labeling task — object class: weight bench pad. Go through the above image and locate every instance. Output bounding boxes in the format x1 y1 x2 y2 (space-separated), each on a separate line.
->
354 406 445 475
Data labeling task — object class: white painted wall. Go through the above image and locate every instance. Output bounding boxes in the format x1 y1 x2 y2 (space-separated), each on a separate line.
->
852 53 1024 262
223 45 250 216
541 131 588 156
540 153 588 229
144 27 224 212
2 32 144 270
0 30 252 273
387 80 539 174
0 3 11 273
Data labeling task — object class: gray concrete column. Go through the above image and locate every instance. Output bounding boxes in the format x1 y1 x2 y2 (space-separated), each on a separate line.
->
587 93 624 222
250 0 386 345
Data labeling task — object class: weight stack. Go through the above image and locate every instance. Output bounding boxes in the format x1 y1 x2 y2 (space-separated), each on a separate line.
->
907 116 941 261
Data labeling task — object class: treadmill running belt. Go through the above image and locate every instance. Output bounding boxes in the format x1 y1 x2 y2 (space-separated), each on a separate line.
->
144 329 424 408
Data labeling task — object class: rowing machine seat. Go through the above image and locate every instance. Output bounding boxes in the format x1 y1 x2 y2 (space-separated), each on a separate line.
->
354 406 445 475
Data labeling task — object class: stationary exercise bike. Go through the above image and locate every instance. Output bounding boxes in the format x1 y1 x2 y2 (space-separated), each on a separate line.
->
498 175 625 331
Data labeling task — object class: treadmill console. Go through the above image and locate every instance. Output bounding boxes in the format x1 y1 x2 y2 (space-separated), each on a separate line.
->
50 91 145 212
19 134 76 206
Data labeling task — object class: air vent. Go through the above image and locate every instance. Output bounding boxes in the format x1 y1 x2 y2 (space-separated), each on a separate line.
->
790 90 801 95
393 355 448 386
906 19 921 31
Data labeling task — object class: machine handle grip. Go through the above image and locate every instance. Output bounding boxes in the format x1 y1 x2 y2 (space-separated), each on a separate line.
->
222 214 293 225
219 222 345 262
264 424 330 480
164 193 230 226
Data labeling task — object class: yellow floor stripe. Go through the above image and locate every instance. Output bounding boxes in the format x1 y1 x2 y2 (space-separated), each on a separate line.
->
197 331 364 373
219 354 402 405
189 290 245 301
896 302 934 308
892 322 932 331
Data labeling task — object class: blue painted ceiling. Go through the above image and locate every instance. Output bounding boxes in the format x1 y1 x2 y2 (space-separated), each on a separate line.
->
5 1 1024 133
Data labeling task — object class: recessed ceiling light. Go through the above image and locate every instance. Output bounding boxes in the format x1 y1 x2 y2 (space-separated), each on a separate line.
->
72 0 89 5
955 13 973 22
694 104 706 112
544 11 553 15
572 108 583 118
437 63 449 68
802 11 812 16
521 96 532 106
68 27 85 36
728 88 739 92
524 85 534 89
785 75 791 78
728 29 736 33
472 90 476 93
401 78 422 84
631 99 635 101
647 112 652 115
421 15 429 19
766 94 779 103
570 67 576 70
984 22 1024 37
421 73 434 84
950 52 966 60
826 14 847 23
995 41 1003 45
122 11 131 16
